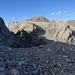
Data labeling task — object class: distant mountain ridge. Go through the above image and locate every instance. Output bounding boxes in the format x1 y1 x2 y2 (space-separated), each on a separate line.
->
8 16 75 45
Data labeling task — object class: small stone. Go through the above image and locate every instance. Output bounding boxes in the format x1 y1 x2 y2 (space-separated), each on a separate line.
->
70 48 72 50
47 48 51 51
9 48 12 51
39 45 44 48
69 63 72 66
62 48 65 51
57 62 61 67
38 49 40 52
11 69 19 75
18 60 28 66
69 73 73 75
0 73 5 75
60 70 64 73
0 67 5 71
33 69 38 74
45 60 49 63
63 55 68 58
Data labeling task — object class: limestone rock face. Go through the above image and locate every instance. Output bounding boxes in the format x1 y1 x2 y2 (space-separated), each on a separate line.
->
8 16 75 45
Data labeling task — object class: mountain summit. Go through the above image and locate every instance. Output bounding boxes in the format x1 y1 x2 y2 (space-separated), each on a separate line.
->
27 16 50 22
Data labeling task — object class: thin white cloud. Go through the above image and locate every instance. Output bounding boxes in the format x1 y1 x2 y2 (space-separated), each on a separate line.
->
64 11 67 14
72 12 75 15
64 11 75 16
51 11 61 16
12 17 15 20
23 16 26 19
64 10 70 14
67 13 71 16
51 12 55 15
56 11 61 16
67 12 75 16
51 11 75 17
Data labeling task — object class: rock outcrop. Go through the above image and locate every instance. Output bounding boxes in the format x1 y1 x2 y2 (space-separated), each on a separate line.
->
15 29 35 47
0 17 35 48
8 16 75 45
0 17 18 47
8 21 47 46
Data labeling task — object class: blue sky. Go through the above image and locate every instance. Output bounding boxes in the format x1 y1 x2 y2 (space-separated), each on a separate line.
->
0 0 75 25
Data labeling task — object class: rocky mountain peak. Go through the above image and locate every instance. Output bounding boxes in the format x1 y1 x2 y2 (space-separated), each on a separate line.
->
27 16 50 22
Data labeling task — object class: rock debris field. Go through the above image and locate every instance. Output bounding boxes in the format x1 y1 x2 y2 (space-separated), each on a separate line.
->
0 42 75 75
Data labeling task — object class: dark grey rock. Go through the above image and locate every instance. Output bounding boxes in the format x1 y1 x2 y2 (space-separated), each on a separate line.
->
0 17 36 48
